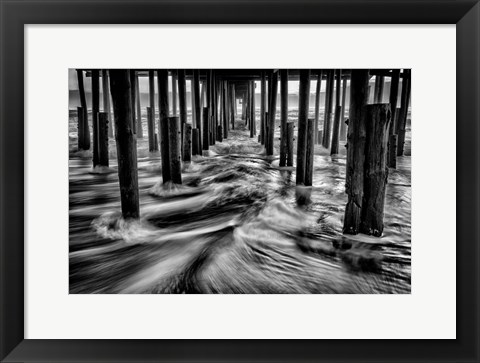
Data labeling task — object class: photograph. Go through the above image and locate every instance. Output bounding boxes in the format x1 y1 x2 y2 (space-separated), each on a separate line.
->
69 68 411 294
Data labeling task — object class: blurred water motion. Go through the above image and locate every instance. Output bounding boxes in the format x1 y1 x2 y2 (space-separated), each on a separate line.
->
69 111 411 294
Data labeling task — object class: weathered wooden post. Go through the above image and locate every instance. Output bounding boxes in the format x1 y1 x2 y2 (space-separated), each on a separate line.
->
361 104 391 236
135 74 142 139
296 69 311 185
343 69 369 234
322 69 334 148
339 76 348 141
279 69 289 166
230 84 236 129
76 69 90 149
267 71 278 156
147 107 155 152
304 118 316 186
109 69 139 219
260 71 266 144
148 70 156 142
157 69 171 183
168 116 182 184
249 81 255 138
202 107 209 151
193 70 202 152
77 106 85 150
183 123 192 162
192 128 200 155
223 81 228 139
286 122 294 167
314 71 323 144
374 75 385 103
396 69 411 156
178 69 188 160
171 71 178 116
101 70 113 138
200 81 205 112
129 70 137 135
388 69 400 167
388 134 398 169
92 70 100 167
331 69 343 155
97 112 109 167
264 111 269 152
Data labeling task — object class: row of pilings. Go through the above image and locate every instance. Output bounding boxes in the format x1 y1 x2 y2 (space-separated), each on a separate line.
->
74 69 411 238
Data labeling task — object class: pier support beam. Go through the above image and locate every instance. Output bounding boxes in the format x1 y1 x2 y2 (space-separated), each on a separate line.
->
343 69 369 234
147 107 155 152
322 69 334 148
331 69 342 155
92 69 100 167
135 74 142 139
340 76 348 141
101 70 113 138
396 69 411 156
178 69 187 157
260 71 266 144
361 104 391 236
305 118 315 186
250 81 255 138
193 70 202 152
267 71 278 156
183 123 192 163
286 122 294 167
172 71 178 116
192 128 200 155
77 106 85 150
129 71 137 137
76 69 90 149
168 116 182 184
98 112 109 167
374 75 384 103
157 69 171 183
296 69 311 185
230 84 236 129
314 71 323 145
202 107 209 151
388 69 400 168
109 69 139 219
279 69 288 166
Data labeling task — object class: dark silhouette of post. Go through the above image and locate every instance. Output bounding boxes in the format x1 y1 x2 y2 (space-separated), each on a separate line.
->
361 104 391 236
98 112 109 167
129 70 137 136
183 123 192 162
279 69 289 166
305 118 316 186
92 70 100 167
267 71 278 156
388 69 400 167
168 116 182 184
230 84 236 129
296 69 311 185
286 122 294 167
192 128 200 155
250 81 255 138
314 71 323 144
202 107 209 151
260 71 266 144
374 75 384 103
77 107 85 150
178 70 187 150
331 69 342 155
389 134 398 169
101 70 113 138
343 69 369 234
157 69 171 183
340 76 348 141
147 107 155 152
172 71 178 116
396 69 411 156
193 70 202 151
109 69 139 219
135 74 142 139
76 69 90 149
322 69 334 148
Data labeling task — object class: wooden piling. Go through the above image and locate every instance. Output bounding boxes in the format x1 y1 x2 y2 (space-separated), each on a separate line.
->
361 104 391 237
77 106 85 150
157 69 171 183
76 69 90 149
168 116 182 184
388 134 397 169
260 71 266 144
396 69 411 156
135 74 142 138
374 75 385 103
296 69 311 185
129 70 137 135
286 122 294 167
279 69 289 166
339 76 348 141
304 119 316 186
97 112 109 167
322 69 334 148
183 123 192 162
250 81 255 138
92 69 100 167
331 69 343 155
223 81 228 139
147 107 155 152
193 70 202 151
202 107 209 151
387 69 400 168
267 71 278 156
109 69 139 219
101 70 113 138
178 69 187 134
172 71 178 116
314 71 323 144
343 69 369 234
192 128 200 155
148 70 156 141
230 84 236 129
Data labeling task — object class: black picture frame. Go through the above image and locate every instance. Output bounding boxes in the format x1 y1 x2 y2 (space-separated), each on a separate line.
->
1 1 478 362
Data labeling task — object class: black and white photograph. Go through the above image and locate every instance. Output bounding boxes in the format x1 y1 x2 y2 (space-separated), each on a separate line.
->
69 69 411 294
